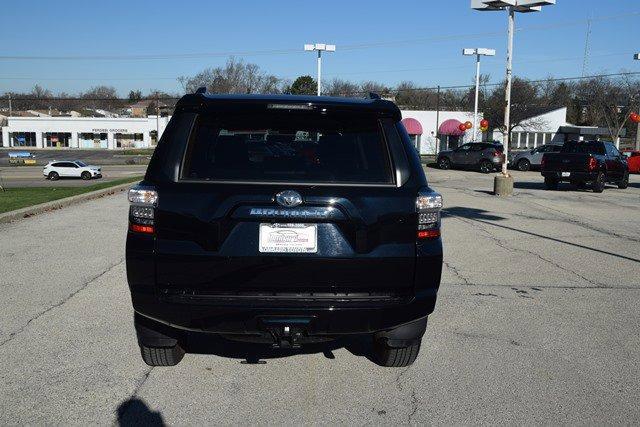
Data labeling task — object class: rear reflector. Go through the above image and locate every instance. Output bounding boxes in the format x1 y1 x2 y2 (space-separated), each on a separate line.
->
417 229 440 239
129 224 154 234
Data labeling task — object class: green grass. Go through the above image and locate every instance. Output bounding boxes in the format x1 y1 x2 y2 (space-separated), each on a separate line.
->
121 148 155 156
0 176 143 214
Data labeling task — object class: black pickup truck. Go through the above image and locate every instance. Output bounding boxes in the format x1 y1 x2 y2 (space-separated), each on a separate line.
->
540 141 629 192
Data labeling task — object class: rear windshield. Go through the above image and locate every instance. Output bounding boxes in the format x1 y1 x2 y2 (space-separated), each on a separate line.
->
561 142 605 155
181 112 393 184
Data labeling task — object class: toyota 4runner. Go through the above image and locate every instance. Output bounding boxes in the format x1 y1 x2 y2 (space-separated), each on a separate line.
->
126 91 443 367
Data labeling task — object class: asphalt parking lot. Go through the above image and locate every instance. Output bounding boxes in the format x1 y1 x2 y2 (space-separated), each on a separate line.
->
0 165 148 188
1 167 639 424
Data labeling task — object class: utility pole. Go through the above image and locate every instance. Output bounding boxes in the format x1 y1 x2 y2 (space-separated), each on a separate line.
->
435 85 441 153
581 16 592 77
304 43 336 96
8 94 12 117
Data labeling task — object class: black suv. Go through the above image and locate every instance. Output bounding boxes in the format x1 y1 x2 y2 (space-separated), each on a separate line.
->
126 92 443 367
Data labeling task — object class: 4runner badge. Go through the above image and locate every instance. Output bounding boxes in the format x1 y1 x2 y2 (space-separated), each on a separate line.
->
275 190 303 208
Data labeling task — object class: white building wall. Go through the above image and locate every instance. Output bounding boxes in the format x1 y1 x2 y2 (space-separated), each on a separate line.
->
2 116 171 149
400 110 477 155
492 107 568 147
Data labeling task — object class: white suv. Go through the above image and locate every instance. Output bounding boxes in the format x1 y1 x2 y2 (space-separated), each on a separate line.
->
43 160 102 180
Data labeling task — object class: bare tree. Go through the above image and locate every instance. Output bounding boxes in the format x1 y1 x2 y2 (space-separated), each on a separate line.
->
178 58 282 95
325 78 361 97
575 75 640 144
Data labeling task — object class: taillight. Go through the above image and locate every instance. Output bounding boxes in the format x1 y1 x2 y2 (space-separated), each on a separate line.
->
416 190 443 240
588 157 597 172
492 150 500 157
128 185 157 234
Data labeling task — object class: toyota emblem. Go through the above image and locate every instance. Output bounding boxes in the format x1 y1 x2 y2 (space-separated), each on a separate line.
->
275 190 303 208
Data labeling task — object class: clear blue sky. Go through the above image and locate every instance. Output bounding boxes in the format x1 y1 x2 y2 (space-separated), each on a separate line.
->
1 0 638 96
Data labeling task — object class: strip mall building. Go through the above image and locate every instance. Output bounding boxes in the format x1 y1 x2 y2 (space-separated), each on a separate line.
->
1 116 169 149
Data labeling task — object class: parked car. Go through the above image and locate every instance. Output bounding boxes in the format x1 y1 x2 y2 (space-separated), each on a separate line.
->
540 141 629 192
43 160 102 180
437 142 503 173
126 92 444 368
510 144 563 171
622 150 640 173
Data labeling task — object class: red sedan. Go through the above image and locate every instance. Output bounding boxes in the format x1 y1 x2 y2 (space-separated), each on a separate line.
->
623 150 640 173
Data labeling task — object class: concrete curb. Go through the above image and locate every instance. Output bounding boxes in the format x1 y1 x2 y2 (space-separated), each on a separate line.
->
0 182 136 224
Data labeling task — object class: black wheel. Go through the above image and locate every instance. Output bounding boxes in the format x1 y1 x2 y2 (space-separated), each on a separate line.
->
592 172 605 193
517 159 531 171
438 157 451 170
140 344 185 366
479 160 493 174
81 171 91 180
373 338 421 367
618 172 629 189
544 177 559 190
48 171 59 181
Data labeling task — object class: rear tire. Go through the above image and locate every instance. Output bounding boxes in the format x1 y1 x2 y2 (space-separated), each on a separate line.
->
48 171 59 181
479 160 493 174
592 172 605 193
438 157 451 170
373 338 421 367
81 171 91 180
517 159 531 171
618 172 629 189
544 177 558 190
140 344 185 366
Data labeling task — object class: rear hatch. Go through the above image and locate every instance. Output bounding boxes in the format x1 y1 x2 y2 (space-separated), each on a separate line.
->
151 102 421 298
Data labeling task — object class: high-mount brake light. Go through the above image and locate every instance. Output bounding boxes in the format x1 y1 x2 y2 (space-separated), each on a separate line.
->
416 190 443 240
128 185 158 234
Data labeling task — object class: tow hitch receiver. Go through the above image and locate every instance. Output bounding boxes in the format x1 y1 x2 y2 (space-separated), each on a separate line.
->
269 325 302 349
260 318 312 349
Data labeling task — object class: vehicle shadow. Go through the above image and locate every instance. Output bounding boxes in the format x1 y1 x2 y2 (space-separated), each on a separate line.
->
184 332 377 365
445 206 640 264
116 397 165 426
442 206 506 221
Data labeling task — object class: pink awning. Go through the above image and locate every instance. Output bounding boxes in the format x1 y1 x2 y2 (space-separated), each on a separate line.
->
439 119 465 136
401 118 423 135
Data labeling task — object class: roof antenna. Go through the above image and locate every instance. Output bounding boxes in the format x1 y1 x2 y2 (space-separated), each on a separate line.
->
368 92 381 100
195 87 207 95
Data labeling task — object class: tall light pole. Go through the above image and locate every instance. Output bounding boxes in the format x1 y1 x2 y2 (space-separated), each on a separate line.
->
633 54 640 150
472 0 556 196
304 43 336 96
463 48 496 141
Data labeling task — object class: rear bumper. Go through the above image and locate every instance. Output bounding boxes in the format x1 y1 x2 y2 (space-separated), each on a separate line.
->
542 171 596 181
131 287 438 338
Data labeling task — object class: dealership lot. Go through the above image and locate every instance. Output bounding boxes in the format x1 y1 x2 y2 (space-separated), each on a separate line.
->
0 168 639 424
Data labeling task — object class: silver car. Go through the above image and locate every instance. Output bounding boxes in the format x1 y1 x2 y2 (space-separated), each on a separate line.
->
510 144 563 171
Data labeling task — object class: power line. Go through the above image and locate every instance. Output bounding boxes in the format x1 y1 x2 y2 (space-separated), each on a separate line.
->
1 11 639 62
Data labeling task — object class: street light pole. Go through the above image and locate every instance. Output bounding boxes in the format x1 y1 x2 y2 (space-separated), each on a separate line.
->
304 43 336 96
464 48 496 142
502 6 515 176
317 50 322 96
471 0 556 195
634 54 640 150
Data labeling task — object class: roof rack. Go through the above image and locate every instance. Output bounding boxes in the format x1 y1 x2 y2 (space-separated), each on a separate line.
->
368 92 381 100
195 87 207 95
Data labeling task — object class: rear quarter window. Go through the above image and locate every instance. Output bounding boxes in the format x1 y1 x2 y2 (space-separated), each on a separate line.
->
180 112 394 184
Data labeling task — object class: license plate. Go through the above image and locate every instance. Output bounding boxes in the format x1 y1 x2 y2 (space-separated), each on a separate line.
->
561 172 571 177
259 223 317 253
